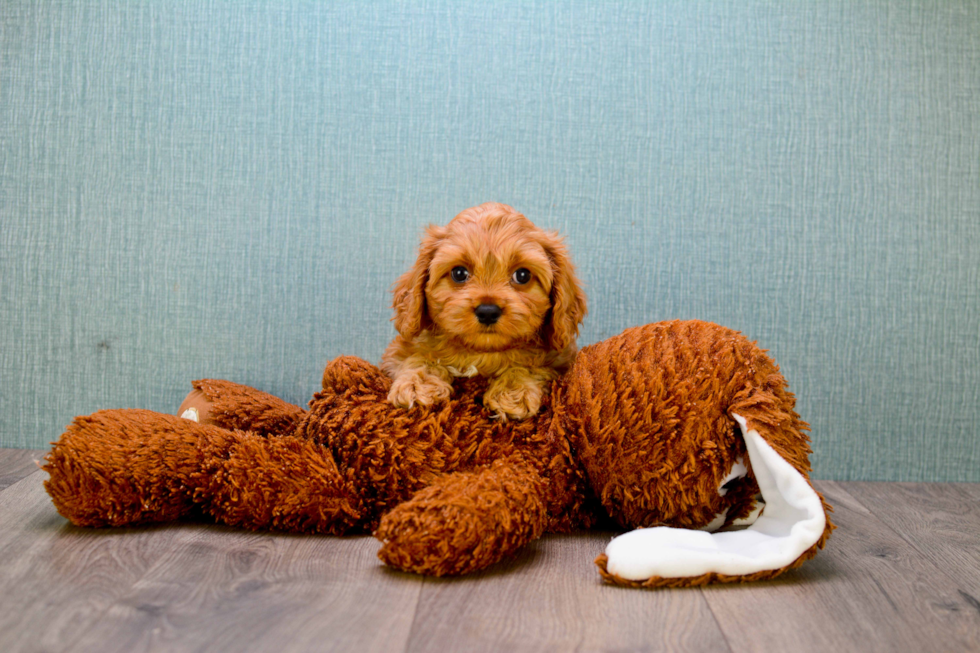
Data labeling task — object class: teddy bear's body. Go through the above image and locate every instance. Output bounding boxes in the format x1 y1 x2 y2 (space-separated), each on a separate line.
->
44 320 833 586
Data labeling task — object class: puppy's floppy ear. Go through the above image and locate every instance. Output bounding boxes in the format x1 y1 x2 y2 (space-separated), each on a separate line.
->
392 225 444 339
538 230 587 352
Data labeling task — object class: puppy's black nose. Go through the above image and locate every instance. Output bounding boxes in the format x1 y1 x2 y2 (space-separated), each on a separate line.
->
474 304 503 325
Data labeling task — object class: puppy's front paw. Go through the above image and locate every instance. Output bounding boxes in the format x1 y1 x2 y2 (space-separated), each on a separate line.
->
388 369 453 409
483 373 545 421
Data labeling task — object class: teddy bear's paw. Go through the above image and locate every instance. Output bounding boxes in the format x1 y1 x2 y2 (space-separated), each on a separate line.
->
387 369 453 409
375 458 550 576
483 377 544 421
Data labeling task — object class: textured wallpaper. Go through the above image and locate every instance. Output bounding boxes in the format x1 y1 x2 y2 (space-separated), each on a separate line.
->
1 1 978 480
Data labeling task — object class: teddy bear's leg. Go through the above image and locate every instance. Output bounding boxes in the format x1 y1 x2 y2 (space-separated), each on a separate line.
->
596 412 833 587
177 379 306 436
374 455 550 576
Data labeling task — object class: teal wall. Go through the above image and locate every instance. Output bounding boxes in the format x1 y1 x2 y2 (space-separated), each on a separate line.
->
2 1 978 480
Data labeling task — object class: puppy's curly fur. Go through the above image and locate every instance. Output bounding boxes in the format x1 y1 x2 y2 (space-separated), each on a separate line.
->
382 203 587 420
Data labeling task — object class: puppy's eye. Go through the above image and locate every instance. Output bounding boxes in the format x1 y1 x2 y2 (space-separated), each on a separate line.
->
450 266 470 283
511 268 531 285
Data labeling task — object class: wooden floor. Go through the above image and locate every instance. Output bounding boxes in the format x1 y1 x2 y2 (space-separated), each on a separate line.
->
2 449 979 653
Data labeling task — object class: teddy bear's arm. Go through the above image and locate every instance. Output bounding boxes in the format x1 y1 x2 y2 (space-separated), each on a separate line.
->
178 379 306 436
199 429 363 534
374 455 550 576
45 409 236 527
45 408 364 535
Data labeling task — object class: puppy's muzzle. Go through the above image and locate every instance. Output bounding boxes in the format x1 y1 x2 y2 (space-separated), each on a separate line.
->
474 304 503 326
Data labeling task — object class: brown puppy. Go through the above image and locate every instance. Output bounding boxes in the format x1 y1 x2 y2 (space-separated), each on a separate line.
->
382 203 587 420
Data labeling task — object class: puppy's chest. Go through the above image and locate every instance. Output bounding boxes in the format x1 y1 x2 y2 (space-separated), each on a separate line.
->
434 349 537 378
436 354 500 378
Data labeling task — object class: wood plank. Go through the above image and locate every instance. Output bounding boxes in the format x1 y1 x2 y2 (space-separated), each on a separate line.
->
956 482 980 502
404 532 732 653
65 532 422 653
0 471 194 653
5 473 980 652
845 482 980 598
0 448 45 490
701 481 980 653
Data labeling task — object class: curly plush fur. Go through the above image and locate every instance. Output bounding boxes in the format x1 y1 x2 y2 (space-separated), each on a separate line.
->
44 320 834 586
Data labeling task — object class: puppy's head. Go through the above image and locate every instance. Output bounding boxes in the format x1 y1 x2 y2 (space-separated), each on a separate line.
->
392 203 587 353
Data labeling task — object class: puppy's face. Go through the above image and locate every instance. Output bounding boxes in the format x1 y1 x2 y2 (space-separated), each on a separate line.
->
425 216 554 351
392 203 587 353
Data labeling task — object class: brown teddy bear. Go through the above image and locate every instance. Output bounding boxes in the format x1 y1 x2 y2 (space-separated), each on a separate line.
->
44 320 833 588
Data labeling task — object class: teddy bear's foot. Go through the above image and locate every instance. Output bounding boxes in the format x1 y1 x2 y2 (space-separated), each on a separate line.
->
178 388 212 424
375 456 549 576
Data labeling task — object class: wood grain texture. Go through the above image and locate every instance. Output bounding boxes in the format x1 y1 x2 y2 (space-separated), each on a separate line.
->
845 482 980 599
702 481 980 653
0 449 45 490
404 532 731 653
959 484 980 501
65 532 421 653
4 476 980 653
0 471 192 653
